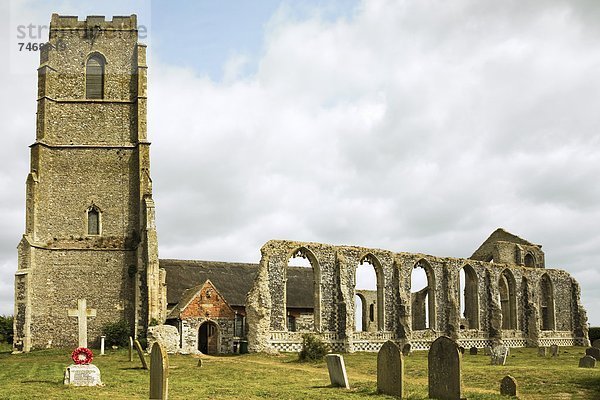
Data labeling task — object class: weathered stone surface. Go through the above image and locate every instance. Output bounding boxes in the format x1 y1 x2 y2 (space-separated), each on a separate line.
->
550 344 559 357
469 347 478 355
377 340 403 398
500 375 517 396
491 345 508 366
428 336 462 400
402 343 411 356
585 347 600 361
538 347 547 357
147 325 180 354
150 342 169 400
326 354 350 389
134 339 148 370
64 364 102 386
579 355 596 368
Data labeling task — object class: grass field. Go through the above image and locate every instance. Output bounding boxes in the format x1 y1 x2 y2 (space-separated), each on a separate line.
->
0 346 599 399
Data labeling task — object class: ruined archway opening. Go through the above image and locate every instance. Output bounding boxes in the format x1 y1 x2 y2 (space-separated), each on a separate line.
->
286 248 321 332
411 260 435 330
355 255 383 332
499 270 517 330
198 320 219 355
459 265 479 330
524 253 535 268
540 274 555 331
354 294 365 331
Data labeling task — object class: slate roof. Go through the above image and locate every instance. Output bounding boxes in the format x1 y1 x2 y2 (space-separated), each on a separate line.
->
160 259 314 309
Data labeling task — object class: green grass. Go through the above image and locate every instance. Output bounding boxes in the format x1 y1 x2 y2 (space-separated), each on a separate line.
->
0 347 598 399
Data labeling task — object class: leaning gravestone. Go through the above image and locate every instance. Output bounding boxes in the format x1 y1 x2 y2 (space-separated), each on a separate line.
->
402 343 411 356
585 347 600 361
550 344 559 357
134 339 148 370
469 347 478 355
325 354 350 389
500 375 517 396
579 355 596 368
377 340 403 398
150 342 169 400
491 345 508 366
592 339 600 349
129 336 134 362
538 347 547 357
428 336 463 400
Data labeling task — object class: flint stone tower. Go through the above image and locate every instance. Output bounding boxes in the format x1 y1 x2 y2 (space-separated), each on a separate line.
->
13 14 165 352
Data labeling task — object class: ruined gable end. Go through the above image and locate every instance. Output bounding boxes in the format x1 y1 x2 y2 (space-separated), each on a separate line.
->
470 228 545 268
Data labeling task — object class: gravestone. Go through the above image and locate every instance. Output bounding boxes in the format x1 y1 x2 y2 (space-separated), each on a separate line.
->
402 343 411 356
197 358 203 367
579 355 596 368
100 336 106 356
491 345 508 366
500 375 517 396
67 299 97 348
484 346 492 356
538 347 547 357
134 339 148 370
592 339 600 349
585 347 600 361
469 347 478 355
550 344 559 357
428 336 463 400
458 346 465 355
325 354 350 389
129 336 134 362
150 342 169 400
64 364 102 386
377 340 403 398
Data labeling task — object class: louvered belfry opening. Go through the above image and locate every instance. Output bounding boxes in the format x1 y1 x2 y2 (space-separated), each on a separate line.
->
86 55 104 99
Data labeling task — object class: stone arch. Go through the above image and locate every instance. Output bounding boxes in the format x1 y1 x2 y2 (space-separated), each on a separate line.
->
86 204 101 235
524 252 535 268
540 273 556 331
459 264 479 330
85 52 106 99
198 320 219 355
411 258 436 330
499 269 518 330
285 246 321 332
354 292 366 331
357 253 385 331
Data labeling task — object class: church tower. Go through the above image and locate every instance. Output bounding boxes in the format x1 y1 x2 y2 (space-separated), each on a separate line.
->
13 14 165 352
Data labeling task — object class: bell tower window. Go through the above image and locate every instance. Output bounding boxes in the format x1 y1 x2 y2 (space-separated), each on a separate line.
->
86 54 105 99
87 207 100 235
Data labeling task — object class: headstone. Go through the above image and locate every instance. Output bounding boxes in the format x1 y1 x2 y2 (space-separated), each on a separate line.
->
402 343 411 356
458 346 465 355
484 346 492 356
325 354 350 389
469 347 478 355
579 355 596 368
490 345 508 366
67 299 97 348
197 358 203 367
550 344 559 357
538 347 547 357
500 375 517 396
585 347 600 361
134 339 148 370
150 342 169 400
428 336 463 400
377 340 403 398
129 336 134 362
100 336 105 356
592 339 600 349
64 364 102 386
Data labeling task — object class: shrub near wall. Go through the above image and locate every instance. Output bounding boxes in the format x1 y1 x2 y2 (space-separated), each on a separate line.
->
0 316 13 344
588 327 600 343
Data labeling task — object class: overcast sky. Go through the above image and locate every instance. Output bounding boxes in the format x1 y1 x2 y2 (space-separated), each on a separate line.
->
1 0 599 326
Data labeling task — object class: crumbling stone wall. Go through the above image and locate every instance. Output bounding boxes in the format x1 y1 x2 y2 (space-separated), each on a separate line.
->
246 239 589 353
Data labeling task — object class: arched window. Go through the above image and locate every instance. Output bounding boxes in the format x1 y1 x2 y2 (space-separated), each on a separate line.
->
286 247 321 332
411 259 435 330
540 274 555 330
86 54 105 99
355 254 384 332
524 253 535 267
499 269 517 330
459 265 479 330
87 207 100 235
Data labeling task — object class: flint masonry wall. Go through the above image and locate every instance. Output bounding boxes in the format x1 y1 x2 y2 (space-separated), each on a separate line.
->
246 239 589 353
13 14 163 352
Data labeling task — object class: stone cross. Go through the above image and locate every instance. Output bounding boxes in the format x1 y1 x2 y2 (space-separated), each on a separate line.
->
428 336 463 400
377 340 403 398
150 341 169 400
500 375 517 396
67 299 97 348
